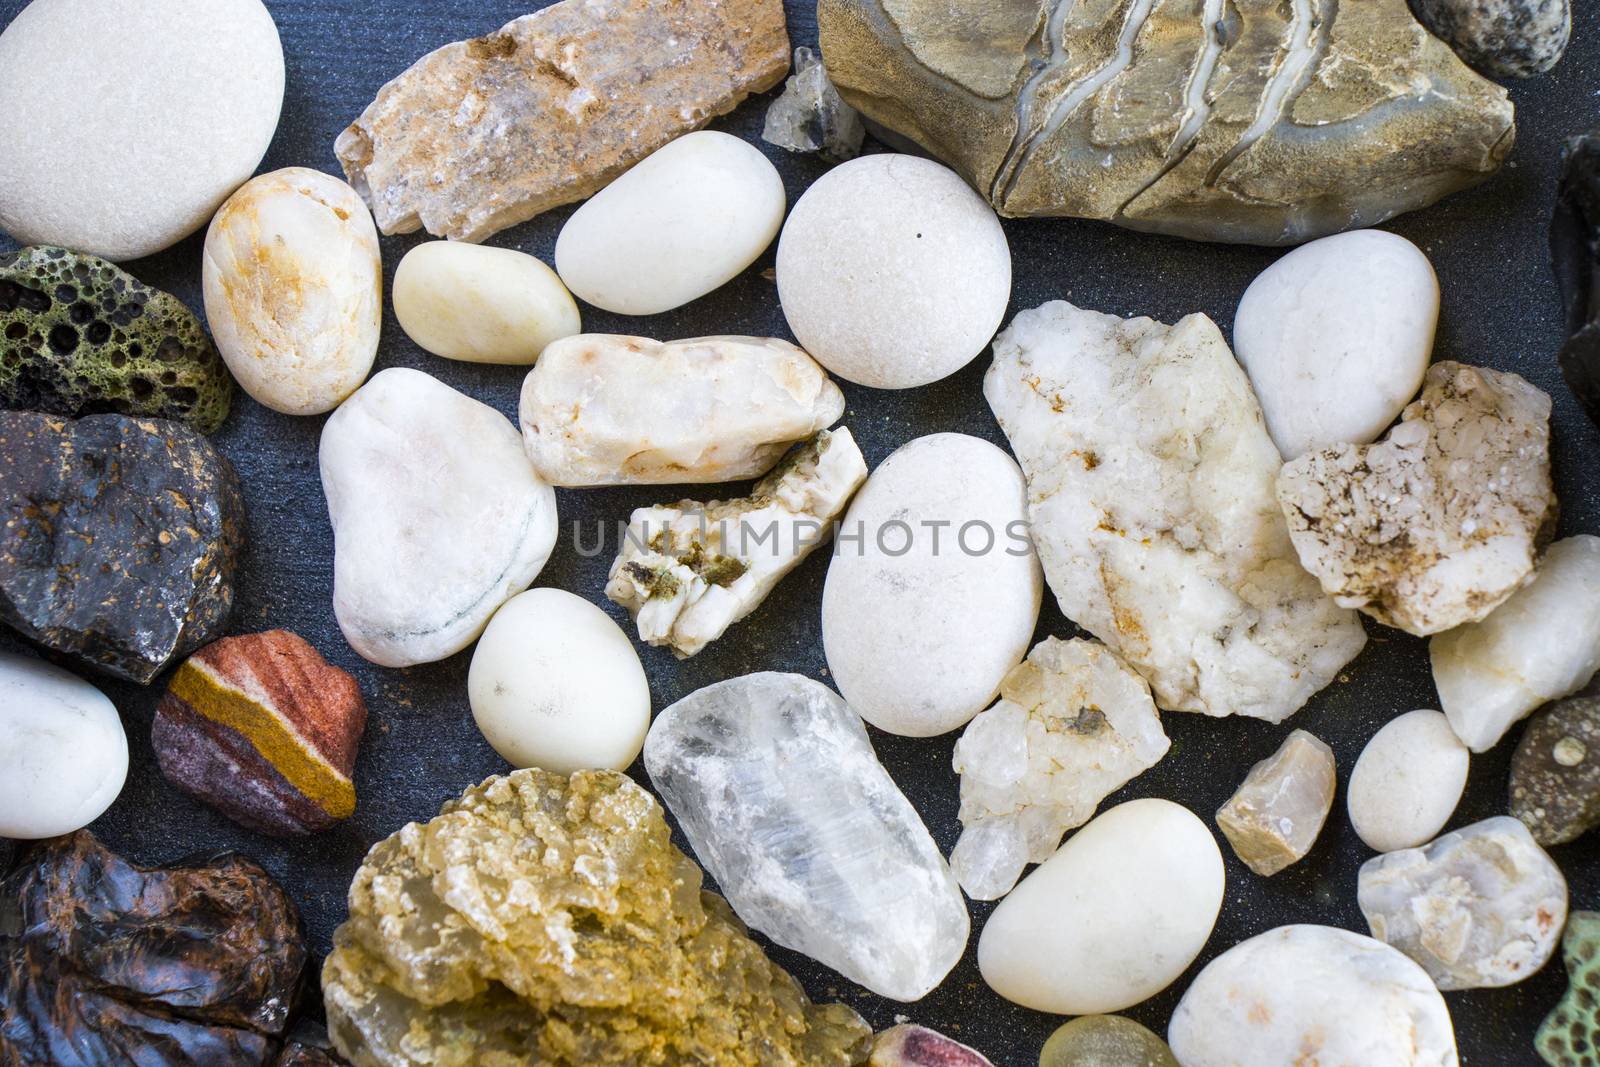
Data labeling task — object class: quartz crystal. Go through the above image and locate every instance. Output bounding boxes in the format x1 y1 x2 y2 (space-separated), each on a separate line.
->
607 429 867 657
762 47 864 163
1216 729 1337 877
323 769 871 1067
950 637 1168 900
1277 361 1555 636
644 672 969 1001
985 300 1366 722
1358 816 1568 990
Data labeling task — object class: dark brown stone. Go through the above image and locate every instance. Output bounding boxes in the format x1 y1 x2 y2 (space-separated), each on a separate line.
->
1511 694 1600 845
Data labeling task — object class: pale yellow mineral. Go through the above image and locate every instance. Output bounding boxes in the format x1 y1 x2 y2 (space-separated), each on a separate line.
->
1217 730 1338 877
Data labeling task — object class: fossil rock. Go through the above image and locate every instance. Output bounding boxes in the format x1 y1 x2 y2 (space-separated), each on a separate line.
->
1553 128 1600 426
819 0 1514 245
985 300 1365 721
870 1025 994 1067
950 636 1168 901
1536 911 1600 1067
763 47 865 163
1217 728 1336 876
335 0 789 243
0 831 307 1067
1414 0 1570 79
1278 361 1555 636
322 768 870 1067
1511 695 1600 846
0 411 245 683
607 429 867 658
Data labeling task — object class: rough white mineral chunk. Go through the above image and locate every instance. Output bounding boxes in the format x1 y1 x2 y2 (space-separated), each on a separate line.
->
1216 729 1337 877
1358 816 1568 990
643 672 969 1001
950 637 1168 901
985 300 1366 722
320 368 558 667
762 47 865 162
606 428 868 658
1432 535 1600 752
1277 361 1555 636
519 333 845 487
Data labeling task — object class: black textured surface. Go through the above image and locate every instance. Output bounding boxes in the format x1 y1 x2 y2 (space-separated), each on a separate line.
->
0 1 1597 1063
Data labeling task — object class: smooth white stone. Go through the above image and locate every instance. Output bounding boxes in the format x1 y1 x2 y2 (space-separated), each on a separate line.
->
0 0 284 261
468 589 650 774
0 653 127 839
977 798 1224 1015
1432 536 1600 752
1234 230 1439 460
1348 710 1470 853
321 368 558 668
520 333 844 486
1168 925 1459 1067
644 672 969 1001
393 242 580 364
777 154 1011 389
1358 816 1567 990
822 433 1042 737
951 637 1168 900
204 168 382 415
555 131 785 315
986 300 1366 722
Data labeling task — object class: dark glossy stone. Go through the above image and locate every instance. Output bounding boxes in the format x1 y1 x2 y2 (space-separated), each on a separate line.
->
1511 695 1600 845
0 831 308 1067
1554 129 1600 427
0 246 233 433
0 411 246 683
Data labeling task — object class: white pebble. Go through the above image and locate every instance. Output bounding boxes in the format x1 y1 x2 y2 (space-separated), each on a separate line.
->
1348 709 1469 852
393 242 580 364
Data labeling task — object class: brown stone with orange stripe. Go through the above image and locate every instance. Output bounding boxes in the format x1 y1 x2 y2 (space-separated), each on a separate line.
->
154 629 366 837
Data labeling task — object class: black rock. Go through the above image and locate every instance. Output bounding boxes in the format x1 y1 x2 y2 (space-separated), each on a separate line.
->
1553 129 1600 426
0 411 246 683
1411 0 1570 79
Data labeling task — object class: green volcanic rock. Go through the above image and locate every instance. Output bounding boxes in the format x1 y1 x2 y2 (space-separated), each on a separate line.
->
1537 911 1600 1066
0 246 232 432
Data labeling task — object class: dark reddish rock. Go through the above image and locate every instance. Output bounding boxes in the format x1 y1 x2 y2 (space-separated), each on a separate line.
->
1511 695 1600 845
870 1024 995 1066
155 630 367 837
1554 128 1600 427
0 831 308 1067
0 411 245 683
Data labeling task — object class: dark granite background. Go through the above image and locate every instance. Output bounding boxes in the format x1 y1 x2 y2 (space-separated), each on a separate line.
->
1 1 1597 1063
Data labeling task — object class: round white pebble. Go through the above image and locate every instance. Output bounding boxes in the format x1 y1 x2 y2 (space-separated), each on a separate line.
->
0 652 128 839
0 0 284 261
1348 709 1470 853
468 589 651 774
555 131 785 315
395 242 580 364
777 154 1011 390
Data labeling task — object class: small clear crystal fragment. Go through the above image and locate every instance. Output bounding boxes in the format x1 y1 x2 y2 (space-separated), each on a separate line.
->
1216 729 1337 877
762 47 865 162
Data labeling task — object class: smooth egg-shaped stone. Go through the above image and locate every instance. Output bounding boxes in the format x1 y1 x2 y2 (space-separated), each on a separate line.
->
978 798 1225 1015
1039 1016 1178 1067
0 652 128 838
555 131 785 315
822 433 1041 737
468 589 651 774
1234 229 1438 460
394 242 580 364
203 167 382 415
1348 709 1470 853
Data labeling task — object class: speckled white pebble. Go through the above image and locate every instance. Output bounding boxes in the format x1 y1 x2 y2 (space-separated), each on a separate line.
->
394 242 580 364
1348 710 1470 853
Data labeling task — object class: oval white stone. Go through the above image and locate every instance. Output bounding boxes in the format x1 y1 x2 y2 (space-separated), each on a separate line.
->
1168 925 1459 1067
1348 709 1469 852
1234 229 1438 459
822 433 1041 737
777 154 1011 390
0 652 128 839
394 242 580 364
469 589 650 774
0 0 284 261
203 168 382 415
555 131 785 315
977 798 1224 1015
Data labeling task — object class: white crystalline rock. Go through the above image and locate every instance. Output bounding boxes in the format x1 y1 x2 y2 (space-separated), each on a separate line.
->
1358 816 1568 990
984 300 1366 722
1277 361 1555 637
950 637 1168 900
606 428 868 658
643 672 970 1002
519 333 845 486
320 368 558 668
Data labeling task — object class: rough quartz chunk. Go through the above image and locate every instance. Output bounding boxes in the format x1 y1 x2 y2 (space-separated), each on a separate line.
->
985 300 1366 722
643 672 969 1001
520 334 844 487
1217 729 1337 876
1277 361 1555 636
762 47 865 163
607 429 866 658
950 637 1168 900
1358 816 1568 990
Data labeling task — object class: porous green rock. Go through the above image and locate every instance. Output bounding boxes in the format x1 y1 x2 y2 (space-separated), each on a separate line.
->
1536 911 1600 1066
0 246 232 433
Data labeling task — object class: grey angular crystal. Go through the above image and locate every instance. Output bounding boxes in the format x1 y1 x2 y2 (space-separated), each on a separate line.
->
761 48 865 163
